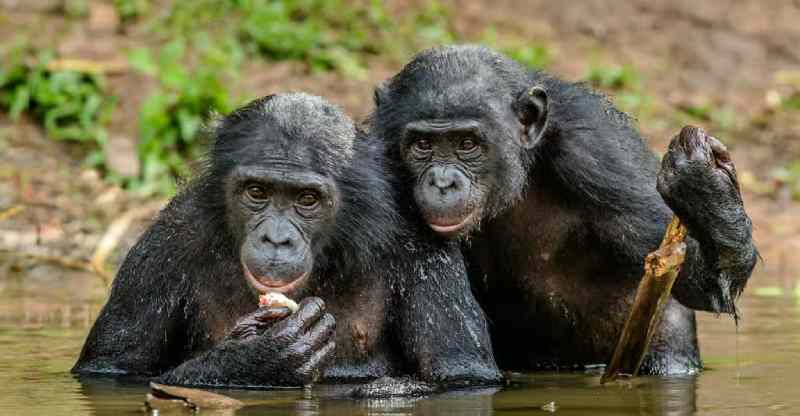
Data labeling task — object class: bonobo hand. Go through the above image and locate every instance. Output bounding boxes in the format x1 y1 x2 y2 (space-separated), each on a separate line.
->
657 126 742 223
159 297 336 387
228 306 293 341
656 126 755 314
243 297 337 386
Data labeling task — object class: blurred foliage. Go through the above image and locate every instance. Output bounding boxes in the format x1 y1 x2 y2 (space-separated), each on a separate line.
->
64 0 90 18
0 42 113 168
481 28 550 69
137 0 455 77
586 64 639 90
238 0 385 76
771 161 800 201
585 62 652 121
112 0 457 195
0 0 459 196
675 103 737 132
127 36 241 195
114 0 149 22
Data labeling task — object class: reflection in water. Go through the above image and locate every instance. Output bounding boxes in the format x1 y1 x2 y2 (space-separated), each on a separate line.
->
0 268 798 415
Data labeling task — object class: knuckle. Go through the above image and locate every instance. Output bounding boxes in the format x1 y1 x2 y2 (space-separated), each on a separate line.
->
300 297 325 315
322 313 336 329
309 297 326 312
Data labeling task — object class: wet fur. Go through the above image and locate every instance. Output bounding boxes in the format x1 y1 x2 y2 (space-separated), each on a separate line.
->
371 45 758 374
73 93 502 388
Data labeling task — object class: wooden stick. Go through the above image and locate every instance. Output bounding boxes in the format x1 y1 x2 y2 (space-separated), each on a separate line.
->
601 216 688 384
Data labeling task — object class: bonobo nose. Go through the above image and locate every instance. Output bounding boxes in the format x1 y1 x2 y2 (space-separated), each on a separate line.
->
428 167 460 193
262 231 292 247
260 218 298 249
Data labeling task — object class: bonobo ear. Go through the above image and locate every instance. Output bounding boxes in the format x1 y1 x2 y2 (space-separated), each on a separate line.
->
514 86 549 149
373 80 389 108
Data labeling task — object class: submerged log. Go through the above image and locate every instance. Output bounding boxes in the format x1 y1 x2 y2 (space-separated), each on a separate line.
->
601 216 688 384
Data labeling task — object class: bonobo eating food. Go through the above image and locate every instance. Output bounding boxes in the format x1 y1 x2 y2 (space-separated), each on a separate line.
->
72 93 501 390
369 45 758 375
259 292 299 313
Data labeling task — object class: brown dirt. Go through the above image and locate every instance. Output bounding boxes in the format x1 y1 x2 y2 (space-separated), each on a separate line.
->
0 0 798 287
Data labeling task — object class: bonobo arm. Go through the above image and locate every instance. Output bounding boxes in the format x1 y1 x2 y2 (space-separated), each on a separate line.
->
394 241 503 387
656 127 758 314
72 203 193 376
157 298 336 388
545 116 756 315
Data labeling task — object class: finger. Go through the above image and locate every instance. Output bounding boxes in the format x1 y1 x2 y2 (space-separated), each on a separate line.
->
675 125 712 162
271 297 325 337
253 307 292 322
297 340 336 378
707 136 731 163
292 298 326 332
306 313 336 348
290 313 336 357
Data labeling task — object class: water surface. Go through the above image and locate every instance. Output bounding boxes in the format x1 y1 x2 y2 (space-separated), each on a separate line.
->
0 267 797 415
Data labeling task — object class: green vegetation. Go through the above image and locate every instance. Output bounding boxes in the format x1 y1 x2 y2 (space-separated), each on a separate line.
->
120 0 457 194
127 37 240 195
113 0 149 22
140 0 455 76
675 103 737 132
586 64 639 90
480 28 550 69
0 43 114 168
585 63 652 120
1 1 460 196
771 161 800 201
238 0 387 76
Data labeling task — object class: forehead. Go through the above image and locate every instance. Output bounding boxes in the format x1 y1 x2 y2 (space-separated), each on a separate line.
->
390 72 513 123
218 128 338 185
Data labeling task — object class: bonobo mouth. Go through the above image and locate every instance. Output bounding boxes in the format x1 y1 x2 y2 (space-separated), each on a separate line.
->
241 261 310 295
428 211 476 237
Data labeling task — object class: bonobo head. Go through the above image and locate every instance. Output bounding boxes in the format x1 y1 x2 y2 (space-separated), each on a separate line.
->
206 93 357 295
371 45 549 239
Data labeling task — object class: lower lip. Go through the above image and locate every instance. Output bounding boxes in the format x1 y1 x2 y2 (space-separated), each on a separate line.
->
241 263 310 294
428 211 475 234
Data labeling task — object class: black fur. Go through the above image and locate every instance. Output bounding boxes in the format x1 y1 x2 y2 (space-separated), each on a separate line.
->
72 93 501 390
370 45 758 375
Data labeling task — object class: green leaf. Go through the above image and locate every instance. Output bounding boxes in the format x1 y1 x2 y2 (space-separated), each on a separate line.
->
9 85 30 119
128 48 158 76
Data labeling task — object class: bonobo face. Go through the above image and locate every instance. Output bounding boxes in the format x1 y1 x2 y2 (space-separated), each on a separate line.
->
400 119 490 237
393 88 548 240
225 160 338 295
378 46 550 239
211 93 354 296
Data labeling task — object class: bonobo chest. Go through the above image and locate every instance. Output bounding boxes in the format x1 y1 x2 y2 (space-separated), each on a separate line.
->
317 274 400 381
466 187 640 367
198 271 399 381
469 188 583 300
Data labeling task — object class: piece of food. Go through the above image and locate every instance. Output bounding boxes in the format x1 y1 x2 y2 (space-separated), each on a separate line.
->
258 292 299 313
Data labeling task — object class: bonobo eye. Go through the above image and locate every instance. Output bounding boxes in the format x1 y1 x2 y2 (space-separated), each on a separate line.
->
245 184 269 202
296 190 320 209
459 138 478 152
413 138 433 152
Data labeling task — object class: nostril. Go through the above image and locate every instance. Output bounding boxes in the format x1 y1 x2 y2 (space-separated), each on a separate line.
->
262 233 292 248
433 177 456 191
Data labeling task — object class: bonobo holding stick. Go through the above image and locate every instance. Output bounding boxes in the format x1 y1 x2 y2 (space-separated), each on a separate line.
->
604 126 744 382
369 45 757 374
72 93 501 391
